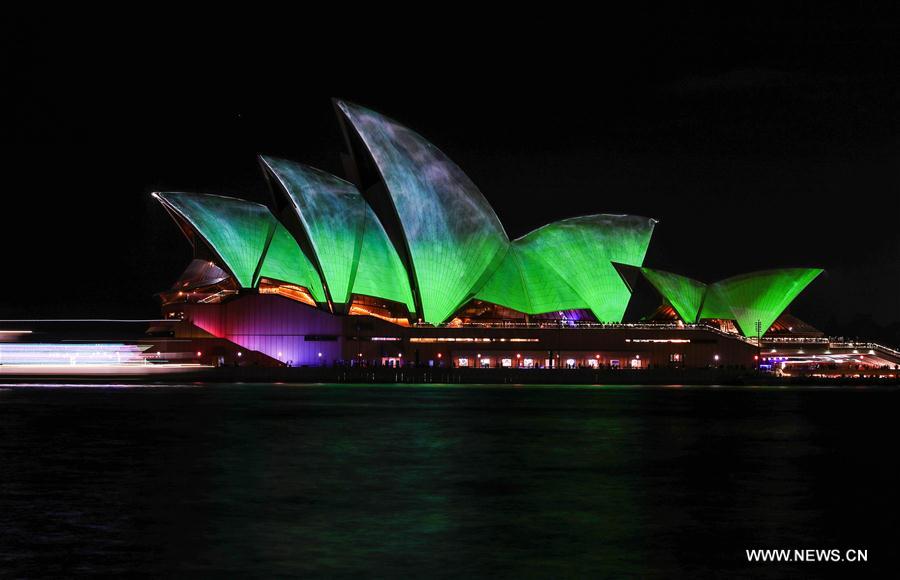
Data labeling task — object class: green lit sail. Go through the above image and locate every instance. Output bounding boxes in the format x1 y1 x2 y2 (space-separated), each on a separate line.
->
702 268 823 337
696 284 734 321
474 246 527 312
353 210 416 312
337 100 509 324
517 242 590 314
258 223 326 302
640 268 707 323
510 215 657 322
154 192 274 288
261 156 414 312
260 156 365 304
476 244 587 314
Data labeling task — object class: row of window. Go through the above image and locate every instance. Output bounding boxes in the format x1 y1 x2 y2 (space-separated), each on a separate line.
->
455 357 646 369
450 353 685 368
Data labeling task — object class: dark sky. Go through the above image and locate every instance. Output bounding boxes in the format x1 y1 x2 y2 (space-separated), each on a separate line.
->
3 13 899 344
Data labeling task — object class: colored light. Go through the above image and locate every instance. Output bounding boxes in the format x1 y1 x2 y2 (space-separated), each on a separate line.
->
154 192 273 288
258 223 325 302
700 268 823 338
640 268 706 323
260 157 413 312
477 243 585 315
152 103 823 339
338 100 508 324
0 343 150 365
154 192 323 297
260 157 362 304
478 215 656 321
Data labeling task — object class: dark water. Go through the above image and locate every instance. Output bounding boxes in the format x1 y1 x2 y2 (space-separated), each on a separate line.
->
0 384 896 578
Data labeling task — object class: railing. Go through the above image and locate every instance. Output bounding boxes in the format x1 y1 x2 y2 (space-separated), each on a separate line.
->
829 342 900 359
763 337 900 359
416 321 681 329
412 321 759 344
417 321 702 331
198 290 238 304
763 337 830 344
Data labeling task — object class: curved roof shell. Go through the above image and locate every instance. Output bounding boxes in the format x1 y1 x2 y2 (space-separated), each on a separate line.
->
258 222 326 302
153 192 323 299
336 100 509 324
479 215 655 322
353 210 416 312
260 157 364 304
700 268 823 337
639 266 823 337
640 268 707 323
260 156 414 312
476 244 588 315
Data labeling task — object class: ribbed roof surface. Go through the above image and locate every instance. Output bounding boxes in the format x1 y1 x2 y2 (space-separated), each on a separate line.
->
701 268 823 337
486 215 657 322
640 268 707 324
337 100 509 324
154 192 322 298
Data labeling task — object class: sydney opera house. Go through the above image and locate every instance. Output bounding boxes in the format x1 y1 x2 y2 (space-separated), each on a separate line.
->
151 100 831 371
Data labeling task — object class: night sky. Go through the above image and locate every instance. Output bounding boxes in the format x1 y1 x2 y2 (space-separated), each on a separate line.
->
3 14 899 345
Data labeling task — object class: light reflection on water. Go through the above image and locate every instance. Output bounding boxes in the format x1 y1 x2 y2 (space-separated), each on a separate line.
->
0 383 204 389
0 383 895 577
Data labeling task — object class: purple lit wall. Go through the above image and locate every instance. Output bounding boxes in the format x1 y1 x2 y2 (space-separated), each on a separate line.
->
180 295 343 366
532 309 597 322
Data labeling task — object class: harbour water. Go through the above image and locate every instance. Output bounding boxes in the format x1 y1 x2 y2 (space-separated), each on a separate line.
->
0 384 895 577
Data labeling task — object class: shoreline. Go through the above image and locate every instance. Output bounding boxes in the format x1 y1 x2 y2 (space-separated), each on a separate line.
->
1 366 897 387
